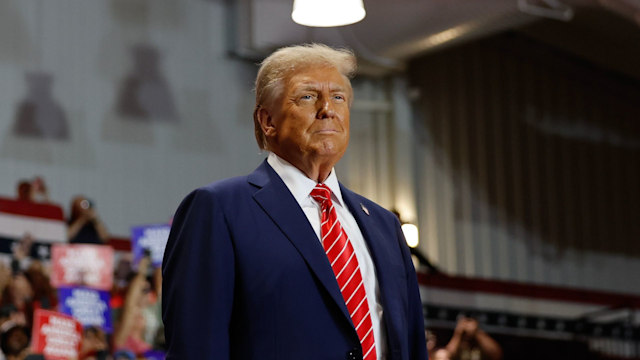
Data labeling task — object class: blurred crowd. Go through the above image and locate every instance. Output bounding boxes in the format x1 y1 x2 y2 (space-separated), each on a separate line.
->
427 316 503 360
1 177 164 359
15 177 109 245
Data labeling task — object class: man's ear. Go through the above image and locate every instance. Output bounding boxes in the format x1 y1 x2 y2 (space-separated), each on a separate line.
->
256 107 276 137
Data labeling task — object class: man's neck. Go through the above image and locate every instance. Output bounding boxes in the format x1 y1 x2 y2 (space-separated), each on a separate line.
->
273 152 336 183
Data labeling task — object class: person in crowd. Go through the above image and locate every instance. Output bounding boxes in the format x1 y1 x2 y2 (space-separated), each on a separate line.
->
113 258 133 292
0 267 57 331
67 195 109 244
0 269 33 330
15 182 32 202
10 234 33 272
114 256 155 356
0 238 54 360
444 316 502 360
0 269 34 360
15 177 49 204
162 43 427 359
0 324 30 360
28 177 49 203
1 235 57 330
432 348 452 360
142 263 163 350
0 265 27 338
425 330 437 358
110 257 134 318
22 266 57 319
80 326 112 360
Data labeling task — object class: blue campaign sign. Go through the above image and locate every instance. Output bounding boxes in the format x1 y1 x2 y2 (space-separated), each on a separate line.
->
131 224 171 268
58 286 112 333
143 350 166 360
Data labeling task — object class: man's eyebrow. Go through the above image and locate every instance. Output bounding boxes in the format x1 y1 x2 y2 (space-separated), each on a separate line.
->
292 82 347 92
294 84 319 91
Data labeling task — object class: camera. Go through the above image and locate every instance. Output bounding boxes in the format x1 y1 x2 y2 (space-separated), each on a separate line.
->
80 199 93 210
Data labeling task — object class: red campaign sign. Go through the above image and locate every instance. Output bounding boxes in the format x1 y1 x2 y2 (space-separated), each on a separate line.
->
31 309 83 360
51 244 114 290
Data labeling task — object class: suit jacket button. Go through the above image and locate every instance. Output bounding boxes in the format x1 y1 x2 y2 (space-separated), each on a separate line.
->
346 348 362 360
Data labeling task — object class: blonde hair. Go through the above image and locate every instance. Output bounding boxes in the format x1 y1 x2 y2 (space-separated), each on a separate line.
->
253 43 357 150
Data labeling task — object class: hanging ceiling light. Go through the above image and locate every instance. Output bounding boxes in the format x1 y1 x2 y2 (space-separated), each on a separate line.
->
292 0 366 27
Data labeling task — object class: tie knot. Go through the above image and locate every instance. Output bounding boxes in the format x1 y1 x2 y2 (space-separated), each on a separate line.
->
310 184 332 207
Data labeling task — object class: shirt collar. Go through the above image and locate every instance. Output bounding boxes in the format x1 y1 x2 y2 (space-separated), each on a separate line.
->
267 152 344 207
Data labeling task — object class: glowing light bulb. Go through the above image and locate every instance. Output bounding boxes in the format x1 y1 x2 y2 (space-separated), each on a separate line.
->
292 0 366 27
401 223 419 248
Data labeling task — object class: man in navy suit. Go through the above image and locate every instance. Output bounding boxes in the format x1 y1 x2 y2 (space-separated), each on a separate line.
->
162 44 427 360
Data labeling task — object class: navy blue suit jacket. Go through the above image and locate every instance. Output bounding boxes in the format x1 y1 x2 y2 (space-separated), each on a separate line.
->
162 160 427 359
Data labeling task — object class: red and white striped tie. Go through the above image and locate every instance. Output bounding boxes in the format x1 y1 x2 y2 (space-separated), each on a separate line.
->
311 184 376 360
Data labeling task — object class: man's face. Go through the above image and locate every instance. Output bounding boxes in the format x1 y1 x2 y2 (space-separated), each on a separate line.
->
263 65 350 169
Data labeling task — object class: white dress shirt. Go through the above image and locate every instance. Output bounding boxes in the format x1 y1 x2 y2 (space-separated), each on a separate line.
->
267 153 387 359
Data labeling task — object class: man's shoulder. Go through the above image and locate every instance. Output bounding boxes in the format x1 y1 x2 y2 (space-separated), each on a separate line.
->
186 175 252 203
201 175 250 192
172 175 253 218
193 160 270 196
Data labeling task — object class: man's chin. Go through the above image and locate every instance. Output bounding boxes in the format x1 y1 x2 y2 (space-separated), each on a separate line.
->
313 142 347 159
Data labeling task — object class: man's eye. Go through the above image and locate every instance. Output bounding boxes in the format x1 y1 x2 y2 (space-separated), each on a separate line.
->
300 95 313 100
334 95 345 101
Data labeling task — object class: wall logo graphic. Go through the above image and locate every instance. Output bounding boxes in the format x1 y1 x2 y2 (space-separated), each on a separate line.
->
12 72 69 140
116 44 178 121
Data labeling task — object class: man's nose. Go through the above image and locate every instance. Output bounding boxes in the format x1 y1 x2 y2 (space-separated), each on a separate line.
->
316 98 336 119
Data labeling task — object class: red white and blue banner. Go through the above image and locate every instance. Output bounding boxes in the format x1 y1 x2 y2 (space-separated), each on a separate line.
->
0 197 66 259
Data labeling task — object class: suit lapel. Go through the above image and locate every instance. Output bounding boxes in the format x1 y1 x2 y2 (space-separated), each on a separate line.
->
248 161 353 325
